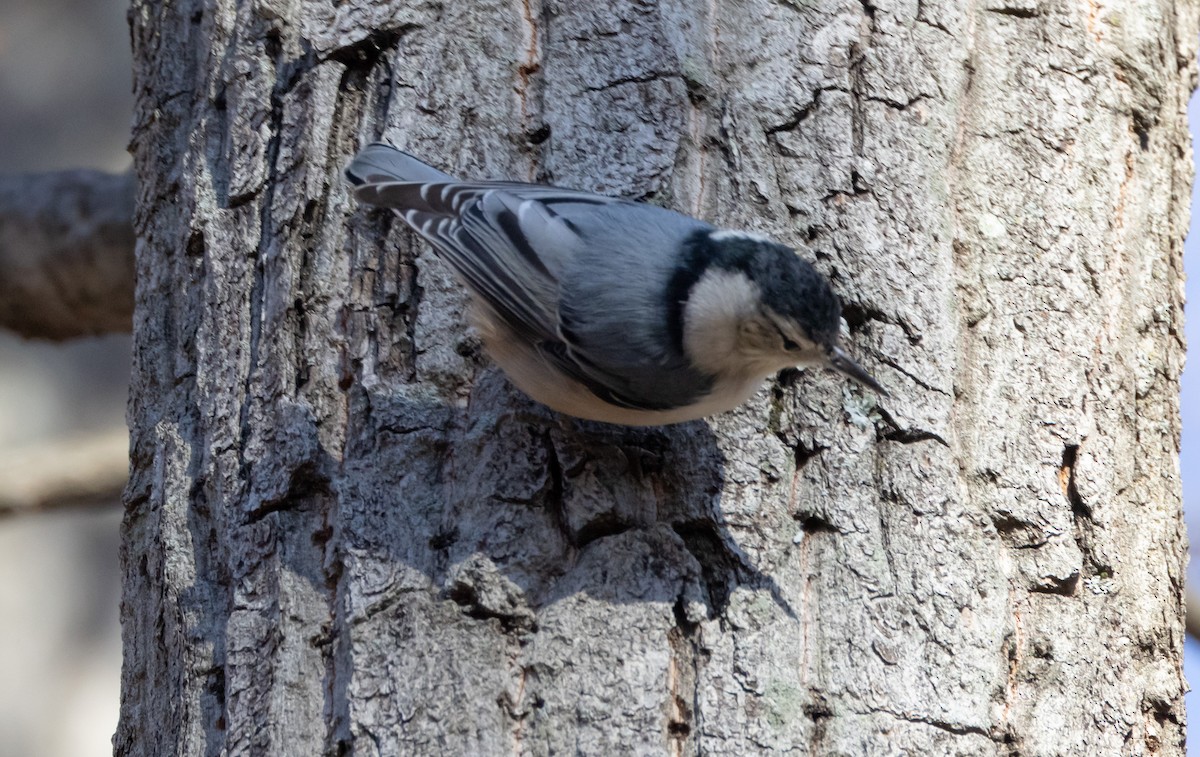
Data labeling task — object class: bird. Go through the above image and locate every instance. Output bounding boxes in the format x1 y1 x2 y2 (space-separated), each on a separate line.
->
345 143 885 426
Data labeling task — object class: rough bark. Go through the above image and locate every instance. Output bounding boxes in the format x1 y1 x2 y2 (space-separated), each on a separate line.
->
0 169 135 340
118 1 1197 755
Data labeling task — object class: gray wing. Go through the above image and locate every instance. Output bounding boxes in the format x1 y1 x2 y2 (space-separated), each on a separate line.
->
346 144 714 410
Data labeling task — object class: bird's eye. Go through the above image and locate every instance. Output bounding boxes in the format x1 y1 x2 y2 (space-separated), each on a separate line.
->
781 334 800 351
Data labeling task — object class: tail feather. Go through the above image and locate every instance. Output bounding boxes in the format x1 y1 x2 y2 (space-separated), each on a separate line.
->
344 143 456 186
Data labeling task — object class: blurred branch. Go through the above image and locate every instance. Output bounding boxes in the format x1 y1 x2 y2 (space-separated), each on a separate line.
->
0 169 135 340
0 428 127 516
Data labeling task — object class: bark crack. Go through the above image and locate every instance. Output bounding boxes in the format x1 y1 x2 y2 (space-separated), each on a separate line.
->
876 707 991 738
915 1 954 36
583 72 681 93
875 406 949 447
1061 443 1109 582
875 355 951 397
1000 600 1025 735
763 89 841 135
539 431 574 547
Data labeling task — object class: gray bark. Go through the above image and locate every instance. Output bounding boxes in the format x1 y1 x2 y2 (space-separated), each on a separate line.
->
117 1 1197 755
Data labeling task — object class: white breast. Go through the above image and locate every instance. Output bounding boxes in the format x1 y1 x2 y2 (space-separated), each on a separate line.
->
470 304 767 426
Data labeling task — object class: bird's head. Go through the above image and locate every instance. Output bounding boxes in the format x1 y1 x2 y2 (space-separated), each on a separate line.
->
679 230 886 395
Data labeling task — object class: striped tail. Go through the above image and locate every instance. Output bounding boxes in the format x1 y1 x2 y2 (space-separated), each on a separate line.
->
344 143 456 186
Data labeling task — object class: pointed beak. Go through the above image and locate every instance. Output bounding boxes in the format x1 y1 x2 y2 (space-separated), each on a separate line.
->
829 346 888 397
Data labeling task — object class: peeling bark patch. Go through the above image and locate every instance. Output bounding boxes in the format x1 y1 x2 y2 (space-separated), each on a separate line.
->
991 512 1046 549
328 27 410 71
1146 696 1181 752
782 439 834 537
1030 570 1079 596
446 575 536 634
665 625 697 756
246 461 332 523
667 593 702 757
804 699 831 753
986 5 1040 18
794 512 838 535
882 427 948 446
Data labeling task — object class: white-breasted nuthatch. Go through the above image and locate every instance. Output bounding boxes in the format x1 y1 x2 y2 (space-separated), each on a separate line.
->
346 143 885 426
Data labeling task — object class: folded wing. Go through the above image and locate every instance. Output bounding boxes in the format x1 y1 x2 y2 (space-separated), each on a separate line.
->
346 144 713 411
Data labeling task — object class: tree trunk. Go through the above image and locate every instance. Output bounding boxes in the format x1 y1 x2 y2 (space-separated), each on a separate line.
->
117 1 1197 754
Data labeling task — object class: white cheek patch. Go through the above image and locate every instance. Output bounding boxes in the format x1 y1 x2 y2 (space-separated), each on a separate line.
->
709 229 772 244
681 269 762 375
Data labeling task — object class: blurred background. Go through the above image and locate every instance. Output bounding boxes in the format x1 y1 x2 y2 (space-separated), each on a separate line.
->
0 0 130 755
0 1 1197 755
